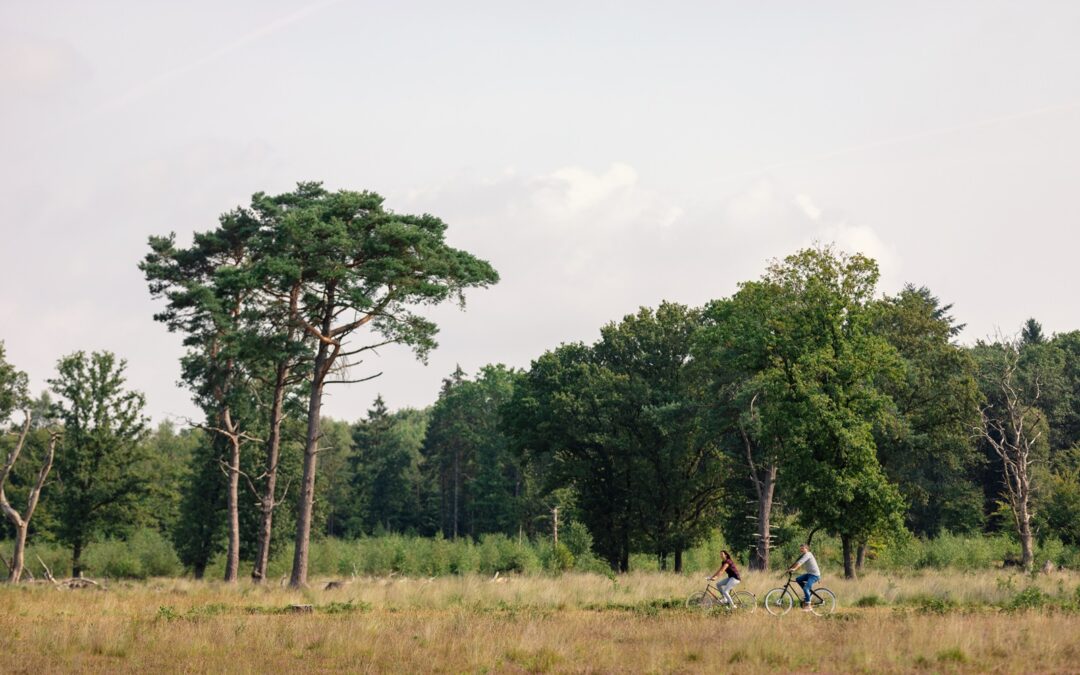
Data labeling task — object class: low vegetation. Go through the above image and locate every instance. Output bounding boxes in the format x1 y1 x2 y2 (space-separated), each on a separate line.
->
2 571 1079 673
10 530 1079 582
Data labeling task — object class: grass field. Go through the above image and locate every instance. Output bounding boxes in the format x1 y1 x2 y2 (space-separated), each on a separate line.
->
2 571 1079 673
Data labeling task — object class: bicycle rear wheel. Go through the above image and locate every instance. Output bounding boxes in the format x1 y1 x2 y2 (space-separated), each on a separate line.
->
810 588 836 615
730 589 756 613
686 590 718 609
763 588 792 616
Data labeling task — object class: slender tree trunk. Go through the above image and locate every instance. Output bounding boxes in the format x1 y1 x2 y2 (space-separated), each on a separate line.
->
674 548 683 574
856 542 867 571
72 539 83 579
8 524 28 582
194 560 207 580
290 342 329 588
253 364 290 583
658 551 668 571
224 430 241 583
752 464 777 570
452 450 460 540
841 535 856 580
1018 499 1034 572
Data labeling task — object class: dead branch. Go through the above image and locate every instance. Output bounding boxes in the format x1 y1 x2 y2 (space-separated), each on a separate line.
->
36 555 56 584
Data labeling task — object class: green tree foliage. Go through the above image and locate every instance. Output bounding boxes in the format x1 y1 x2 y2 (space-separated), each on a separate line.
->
141 207 267 582
47 351 152 577
171 431 225 578
871 286 983 535
696 284 798 570
506 304 727 572
237 182 500 587
504 343 636 570
1041 448 1080 546
0 343 28 419
594 303 727 572
141 422 202 537
424 365 526 539
348 397 430 536
743 248 905 577
319 417 357 539
0 344 56 582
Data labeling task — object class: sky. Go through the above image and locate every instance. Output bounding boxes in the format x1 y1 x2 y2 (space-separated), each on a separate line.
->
2 1 1079 424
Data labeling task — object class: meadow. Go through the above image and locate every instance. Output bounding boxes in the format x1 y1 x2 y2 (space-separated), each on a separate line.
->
3 569 1080 673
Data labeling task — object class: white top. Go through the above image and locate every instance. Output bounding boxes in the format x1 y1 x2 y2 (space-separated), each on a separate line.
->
795 551 820 576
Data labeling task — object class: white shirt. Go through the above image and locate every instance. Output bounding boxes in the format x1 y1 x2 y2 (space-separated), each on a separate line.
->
795 551 820 576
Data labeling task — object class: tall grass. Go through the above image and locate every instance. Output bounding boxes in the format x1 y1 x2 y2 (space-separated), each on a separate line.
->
2 572 1079 673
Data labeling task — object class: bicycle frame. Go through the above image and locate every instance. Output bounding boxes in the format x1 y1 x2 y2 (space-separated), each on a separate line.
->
779 572 826 605
688 579 755 612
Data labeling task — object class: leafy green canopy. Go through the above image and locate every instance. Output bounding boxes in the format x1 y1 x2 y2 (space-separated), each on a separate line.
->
47 351 152 573
702 247 906 549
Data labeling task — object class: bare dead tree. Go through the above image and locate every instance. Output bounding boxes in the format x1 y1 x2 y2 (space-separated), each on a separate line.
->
196 412 260 584
977 343 1042 572
0 412 59 582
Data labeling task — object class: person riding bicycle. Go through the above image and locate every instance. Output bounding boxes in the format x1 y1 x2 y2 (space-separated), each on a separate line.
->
788 543 821 611
707 550 741 606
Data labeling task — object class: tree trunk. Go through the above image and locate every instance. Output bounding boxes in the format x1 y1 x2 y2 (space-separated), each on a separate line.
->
752 463 777 570
290 342 329 588
224 430 241 583
1018 500 1034 572
252 364 289 583
658 551 667 571
841 535 856 579
1 416 55 583
452 450 460 540
193 560 207 580
72 539 83 579
856 542 867 571
674 548 683 574
8 523 28 582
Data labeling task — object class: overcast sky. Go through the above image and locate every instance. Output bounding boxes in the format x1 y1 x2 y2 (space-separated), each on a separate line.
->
2 1 1079 424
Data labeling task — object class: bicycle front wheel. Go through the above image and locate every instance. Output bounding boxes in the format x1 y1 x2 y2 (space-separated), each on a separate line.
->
764 588 792 616
731 589 756 613
686 590 718 610
810 588 836 615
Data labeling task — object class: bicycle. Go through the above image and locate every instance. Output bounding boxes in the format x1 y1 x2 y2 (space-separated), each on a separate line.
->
763 571 836 616
686 578 756 613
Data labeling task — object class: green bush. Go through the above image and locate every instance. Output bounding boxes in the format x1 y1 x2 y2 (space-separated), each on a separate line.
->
1006 586 1049 611
83 529 181 579
18 541 71 578
854 594 886 608
561 521 593 560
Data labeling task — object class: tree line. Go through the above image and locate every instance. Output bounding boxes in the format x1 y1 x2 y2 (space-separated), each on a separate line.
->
3 184 1080 584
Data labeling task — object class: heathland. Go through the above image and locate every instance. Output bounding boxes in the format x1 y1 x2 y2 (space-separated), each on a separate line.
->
3 570 1079 673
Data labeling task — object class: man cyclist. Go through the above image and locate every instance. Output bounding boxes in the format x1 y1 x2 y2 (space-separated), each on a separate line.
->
788 543 820 611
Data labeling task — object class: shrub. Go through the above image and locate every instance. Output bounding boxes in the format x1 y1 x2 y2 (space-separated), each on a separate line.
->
1005 586 1049 611
561 521 593 560
20 541 71 578
551 543 574 572
83 529 181 579
854 594 886 608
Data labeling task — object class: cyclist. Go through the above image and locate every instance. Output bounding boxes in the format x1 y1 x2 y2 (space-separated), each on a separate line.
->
788 543 820 611
707 550 741 606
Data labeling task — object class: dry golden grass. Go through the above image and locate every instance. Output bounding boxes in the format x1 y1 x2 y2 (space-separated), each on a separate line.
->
2 571 1079 673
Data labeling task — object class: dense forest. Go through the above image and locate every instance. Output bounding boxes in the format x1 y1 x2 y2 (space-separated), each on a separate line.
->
3 185 1080 585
